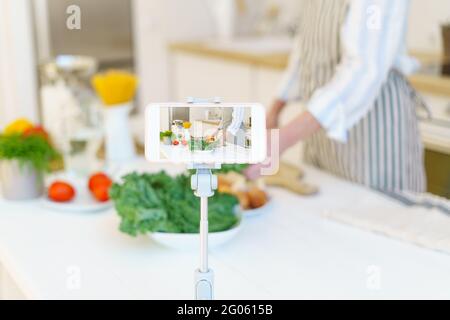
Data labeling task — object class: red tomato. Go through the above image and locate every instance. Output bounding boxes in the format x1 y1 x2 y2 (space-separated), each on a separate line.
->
92 184 110 202
23 125 49 141
48 181 75 202
88 172 112 191
172 140 179 146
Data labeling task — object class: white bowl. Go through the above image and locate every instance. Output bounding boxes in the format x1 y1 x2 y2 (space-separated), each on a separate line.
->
149 214 242 250
41 195 112 213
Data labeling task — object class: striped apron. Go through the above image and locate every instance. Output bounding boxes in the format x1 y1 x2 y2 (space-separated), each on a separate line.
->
298 0 426 192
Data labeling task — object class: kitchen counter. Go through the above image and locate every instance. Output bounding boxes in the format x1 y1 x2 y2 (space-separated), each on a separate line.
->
169 41 289 70
1 159 450 299
169 41 450 97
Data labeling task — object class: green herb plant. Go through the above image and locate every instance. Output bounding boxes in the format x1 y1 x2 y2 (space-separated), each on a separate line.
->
159 130 173 141
0 134 59 172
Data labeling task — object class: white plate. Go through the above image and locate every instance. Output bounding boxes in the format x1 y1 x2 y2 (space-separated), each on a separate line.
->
241 197 272 218
41 174 113 213
41 196 112 213
149 214 242 250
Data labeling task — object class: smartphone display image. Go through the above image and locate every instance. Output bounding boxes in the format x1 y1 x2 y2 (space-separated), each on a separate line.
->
146 103 266 164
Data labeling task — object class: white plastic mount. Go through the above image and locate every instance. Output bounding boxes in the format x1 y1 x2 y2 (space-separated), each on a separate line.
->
188 97 221 300
195 268 214 300
190 164 219 300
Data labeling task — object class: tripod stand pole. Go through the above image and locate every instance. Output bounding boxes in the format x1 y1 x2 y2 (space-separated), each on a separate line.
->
200 196 209 273
191 167 218 300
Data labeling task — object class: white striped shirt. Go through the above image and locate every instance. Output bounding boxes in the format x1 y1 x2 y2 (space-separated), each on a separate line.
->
277 0 418 143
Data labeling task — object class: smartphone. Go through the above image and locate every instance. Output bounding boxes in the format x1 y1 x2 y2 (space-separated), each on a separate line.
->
145 102 266 164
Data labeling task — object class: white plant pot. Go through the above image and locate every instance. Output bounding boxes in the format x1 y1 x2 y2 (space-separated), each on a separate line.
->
104 103 136 164
0 160 44 201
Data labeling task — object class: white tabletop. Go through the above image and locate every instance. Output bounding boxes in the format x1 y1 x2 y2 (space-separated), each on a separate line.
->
1 160 450 299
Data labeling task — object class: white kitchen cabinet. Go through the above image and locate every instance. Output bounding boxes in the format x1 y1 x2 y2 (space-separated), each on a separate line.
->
278 102 305 166
0 0 39 128
254 68 284 108
420 93 450 124
254 68 304 166
171 53 254 102
171 52 286 107
416 92 450 198
417 93 450 155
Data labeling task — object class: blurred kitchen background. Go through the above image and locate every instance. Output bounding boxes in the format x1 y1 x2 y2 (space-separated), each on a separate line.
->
0 0 449 197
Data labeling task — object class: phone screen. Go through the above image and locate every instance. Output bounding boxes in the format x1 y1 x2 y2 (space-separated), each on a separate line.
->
146 103 266 164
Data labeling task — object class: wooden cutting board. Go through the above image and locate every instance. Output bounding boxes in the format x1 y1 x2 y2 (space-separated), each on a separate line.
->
262 162 318 196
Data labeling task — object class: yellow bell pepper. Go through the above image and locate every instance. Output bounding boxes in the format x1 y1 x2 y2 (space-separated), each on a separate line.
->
4 118 34 135
183 121 192 129
91 70 138 106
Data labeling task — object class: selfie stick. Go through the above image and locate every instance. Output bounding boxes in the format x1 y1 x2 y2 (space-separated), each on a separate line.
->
187 97 221 300
190 164 218 300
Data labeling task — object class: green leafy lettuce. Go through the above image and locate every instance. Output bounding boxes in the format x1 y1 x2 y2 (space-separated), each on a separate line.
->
110 171 239 236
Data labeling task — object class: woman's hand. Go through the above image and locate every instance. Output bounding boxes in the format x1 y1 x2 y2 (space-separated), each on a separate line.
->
244 162 265 180
244 128 277 180
245 100 286 180
244 111 322 181
266 99 286 129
